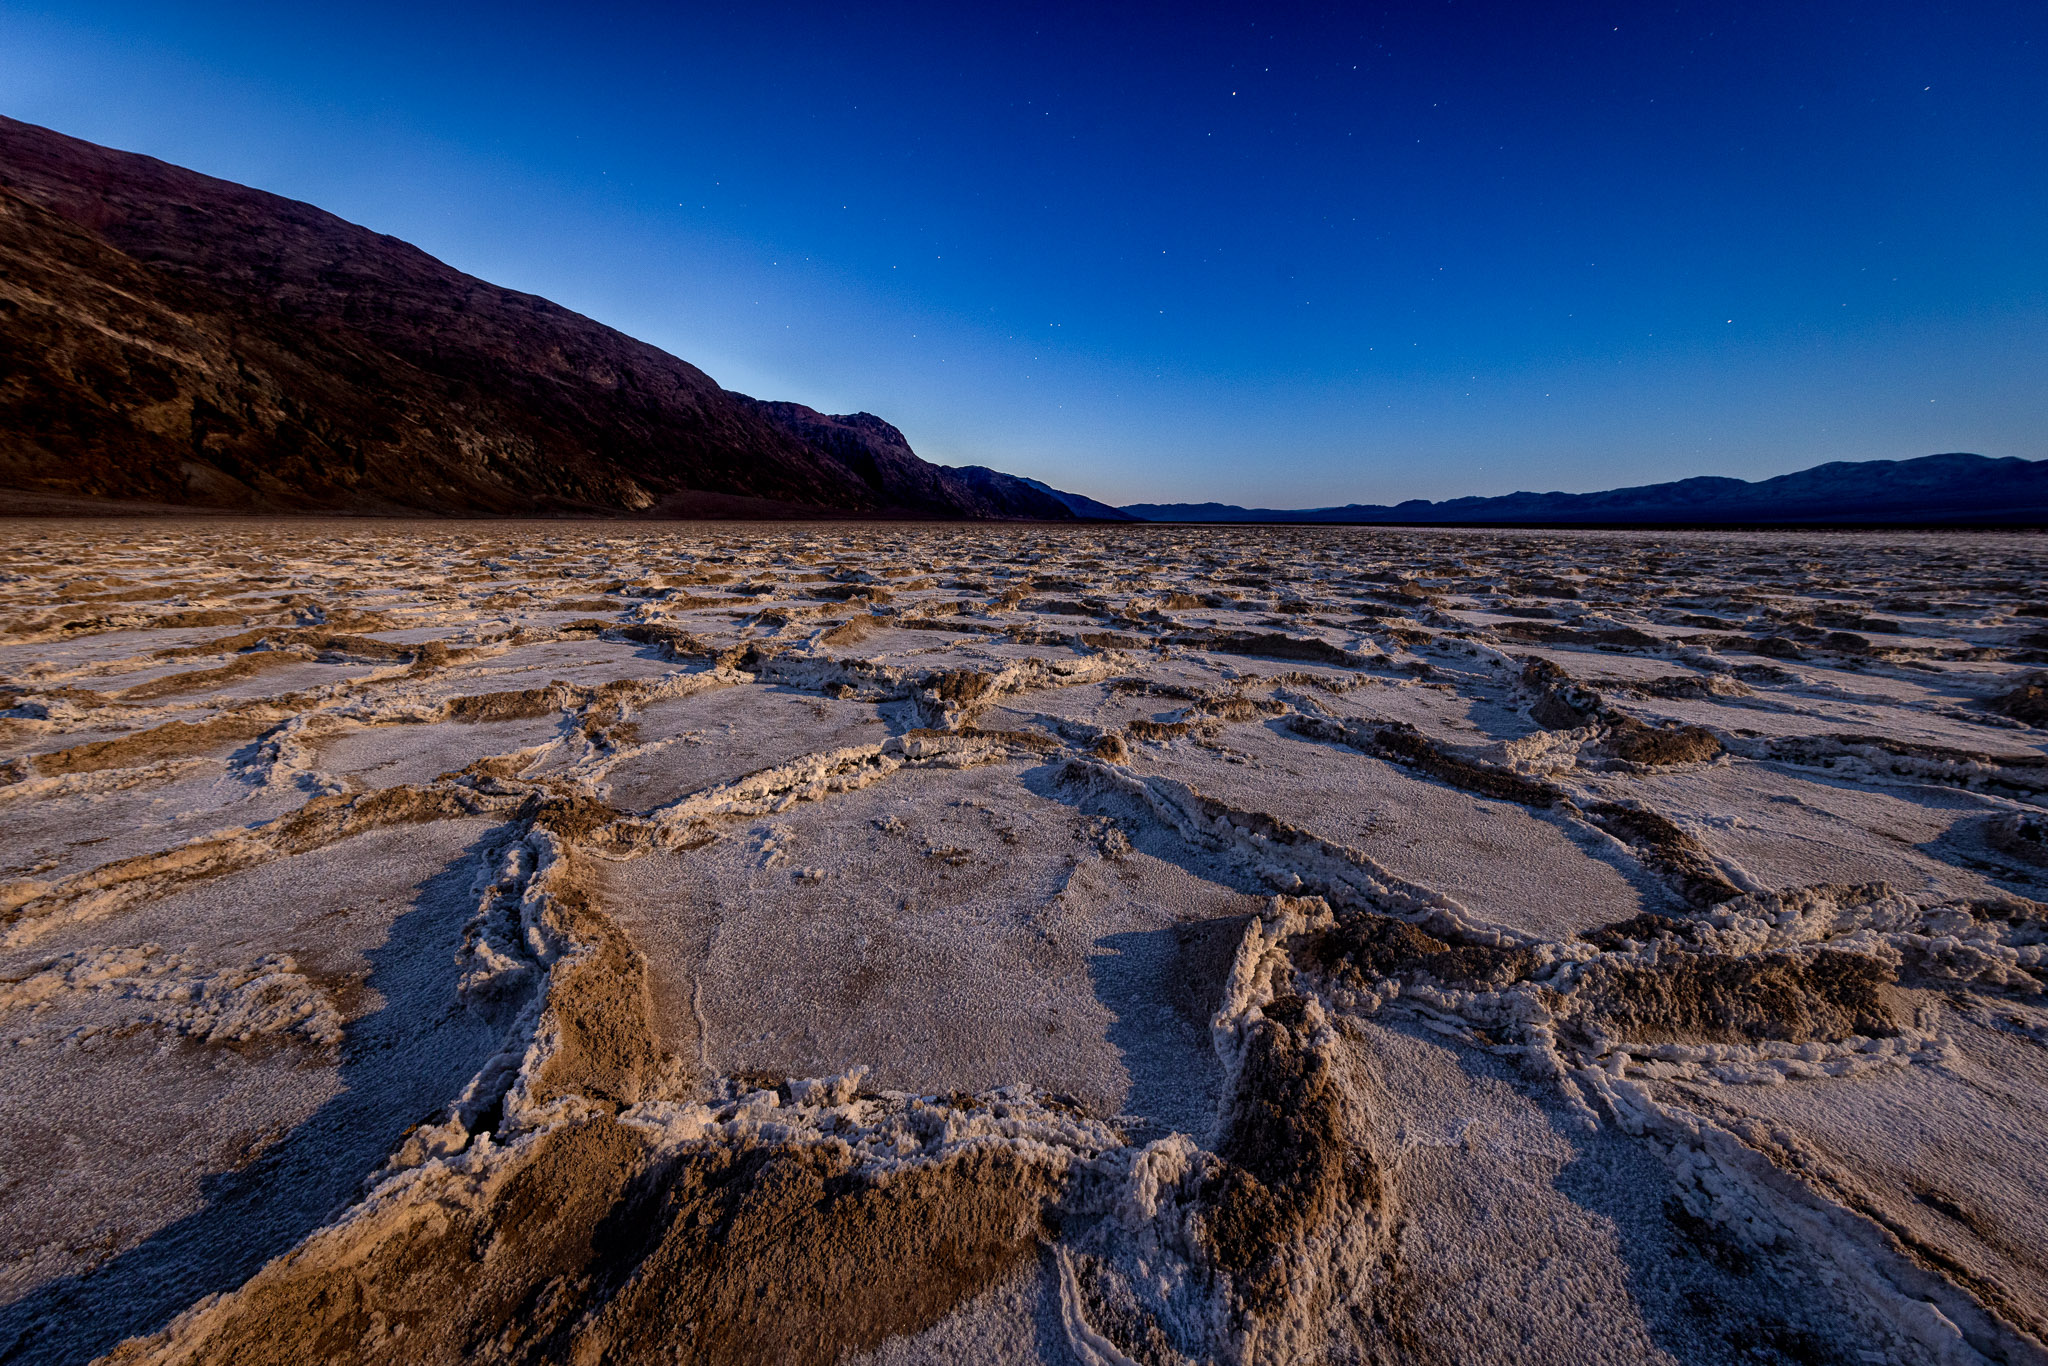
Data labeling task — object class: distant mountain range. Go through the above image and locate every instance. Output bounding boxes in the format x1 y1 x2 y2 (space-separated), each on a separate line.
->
1017 478 1140 521
0 116 1093 519
1 119 2038 527
1120 452 2048 526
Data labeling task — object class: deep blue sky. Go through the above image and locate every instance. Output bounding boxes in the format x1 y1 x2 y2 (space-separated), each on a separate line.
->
4 2 2044 505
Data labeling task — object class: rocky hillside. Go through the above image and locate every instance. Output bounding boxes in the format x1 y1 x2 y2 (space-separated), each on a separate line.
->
0 116 1073 519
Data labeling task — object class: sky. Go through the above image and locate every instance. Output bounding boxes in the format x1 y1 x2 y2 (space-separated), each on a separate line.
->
2 1 2044 507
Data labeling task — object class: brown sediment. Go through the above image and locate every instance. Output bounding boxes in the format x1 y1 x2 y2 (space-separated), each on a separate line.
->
1 606 105 635
1629 674 1753 700
1600 717 1723 766
893 616 997 636
1578 912 1700 952
157 628 423 661
1523 658 1722 764
1497 622 1622 646
967 724 1061 751
1369 623 1433 648
271 784 498 854
98 1117 655 1366
1109 678 1205 699
809 583 894 605
1193 695 1288 723
26 712 281 775
1127 718 1195 742
444 685 573 723
151 608 252 629
580 704 636 748
659 594 752 611
1200 995 1382 1314
926 669 994 706
1986 812 2048 867
114 650 317 700
1990 676 2048 728
526 870 663 1107
818 614 881 646
567 1142 1058 1366
1300 914 1537 991
1300 716 1567 809
1562 948 1900 1046
611 623 715 659
1259 670 1362 694
525 790 632 846
1582 801 1743 906
1174 631 1365 667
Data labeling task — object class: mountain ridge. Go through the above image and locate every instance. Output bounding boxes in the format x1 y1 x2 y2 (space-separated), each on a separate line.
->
4 121 2035 528
1122 452 2048 526
0 115 1104 520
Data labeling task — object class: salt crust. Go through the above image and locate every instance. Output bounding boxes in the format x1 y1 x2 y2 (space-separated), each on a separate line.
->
5 522 2046 1364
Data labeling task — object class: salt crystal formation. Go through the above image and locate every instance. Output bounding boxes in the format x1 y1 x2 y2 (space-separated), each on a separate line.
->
1 519 2045 1365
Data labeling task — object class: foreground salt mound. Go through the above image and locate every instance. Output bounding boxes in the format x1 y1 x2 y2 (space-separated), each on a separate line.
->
0 519 2045 1365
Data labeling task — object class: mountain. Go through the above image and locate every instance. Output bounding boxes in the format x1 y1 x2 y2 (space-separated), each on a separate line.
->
1016 477 1140 521
0 116 1099 519
1122 453 2048 526
748 407 1075 520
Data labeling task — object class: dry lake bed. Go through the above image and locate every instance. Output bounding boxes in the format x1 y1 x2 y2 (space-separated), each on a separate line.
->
1 518 2045 1366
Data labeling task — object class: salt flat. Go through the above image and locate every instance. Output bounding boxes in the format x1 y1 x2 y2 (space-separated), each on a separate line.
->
0 518 2044 1366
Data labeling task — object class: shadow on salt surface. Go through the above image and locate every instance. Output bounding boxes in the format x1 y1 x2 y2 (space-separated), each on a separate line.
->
599 760 1253 1127
1129 718 1653 937
1629 764 2008 901
1362 1018 1883 1366
1302 671 1544 744
816 626 993 666
2 765 307 882
0 627 257 673
1919 815 2048 897
1086 925 1234 1143
1655 1012 2048 1345
0 829 519 1366
1623 681 2038 755
837 1251 1074 1366
313 713 573 789
128 659 388 702
441 637 680 688
598 686 892 812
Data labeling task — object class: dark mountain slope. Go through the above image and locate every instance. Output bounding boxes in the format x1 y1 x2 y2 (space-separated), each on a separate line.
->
0 115 1071 518
1016 477 1139 521
749 404 1075 520
1123 452 2048 526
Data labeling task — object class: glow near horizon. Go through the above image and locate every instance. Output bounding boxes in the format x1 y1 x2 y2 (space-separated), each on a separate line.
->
2 1 2044 507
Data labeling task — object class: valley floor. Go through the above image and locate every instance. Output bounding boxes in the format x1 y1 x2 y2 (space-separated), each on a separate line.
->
1 519 2045 1366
